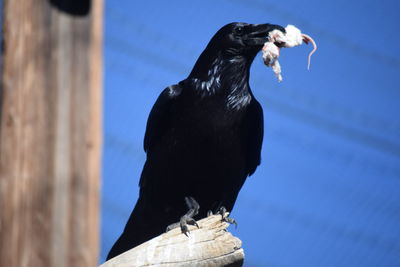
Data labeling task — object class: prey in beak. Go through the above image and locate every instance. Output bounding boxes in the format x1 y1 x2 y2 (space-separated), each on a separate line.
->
262 24 317 81
243 23 286 47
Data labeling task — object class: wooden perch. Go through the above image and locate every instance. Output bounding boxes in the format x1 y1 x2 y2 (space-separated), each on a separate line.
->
100 213 244 267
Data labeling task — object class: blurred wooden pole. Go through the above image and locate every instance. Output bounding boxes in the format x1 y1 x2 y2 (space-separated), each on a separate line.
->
0 1 103 266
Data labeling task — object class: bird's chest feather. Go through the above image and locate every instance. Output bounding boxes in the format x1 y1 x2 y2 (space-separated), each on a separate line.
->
172 95 246 144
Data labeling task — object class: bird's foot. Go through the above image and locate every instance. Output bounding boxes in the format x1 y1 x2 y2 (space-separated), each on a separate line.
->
218 206 238 228
166 196 200 236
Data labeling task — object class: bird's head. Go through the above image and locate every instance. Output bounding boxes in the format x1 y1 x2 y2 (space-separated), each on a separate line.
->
189 22 286 79
208 22 286 58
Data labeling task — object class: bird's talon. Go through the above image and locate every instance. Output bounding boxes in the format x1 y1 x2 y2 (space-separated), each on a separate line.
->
167 197 200 236
166 222 179 232
223 217 238 228
217 206 237 227
182 225 190 237
217 206 228 219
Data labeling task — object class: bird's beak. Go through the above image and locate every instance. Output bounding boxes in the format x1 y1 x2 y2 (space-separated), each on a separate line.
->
244 23 286 47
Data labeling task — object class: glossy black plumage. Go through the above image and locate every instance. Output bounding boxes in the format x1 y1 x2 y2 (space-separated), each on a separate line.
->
107 22 285 260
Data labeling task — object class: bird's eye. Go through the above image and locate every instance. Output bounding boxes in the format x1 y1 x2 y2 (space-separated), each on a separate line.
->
235 26 244 35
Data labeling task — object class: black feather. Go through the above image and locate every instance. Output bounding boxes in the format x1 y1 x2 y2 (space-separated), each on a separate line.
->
107 22 283 260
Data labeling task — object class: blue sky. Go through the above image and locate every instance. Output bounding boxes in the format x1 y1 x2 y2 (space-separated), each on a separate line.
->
101 1 400 266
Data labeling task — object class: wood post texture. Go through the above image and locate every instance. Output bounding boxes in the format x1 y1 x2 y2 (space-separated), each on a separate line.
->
0 1 103 266
100 214 244 267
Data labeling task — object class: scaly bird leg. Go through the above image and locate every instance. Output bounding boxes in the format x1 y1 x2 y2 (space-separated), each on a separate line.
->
218 206 238 228
166 196 200 236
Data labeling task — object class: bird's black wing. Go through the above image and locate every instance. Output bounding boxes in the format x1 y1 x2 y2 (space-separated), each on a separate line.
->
107 85 183 260
141 84 182 189
143 84 182 153
242 97 264 176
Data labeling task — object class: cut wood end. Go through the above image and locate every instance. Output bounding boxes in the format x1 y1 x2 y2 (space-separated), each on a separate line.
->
100 213 244 267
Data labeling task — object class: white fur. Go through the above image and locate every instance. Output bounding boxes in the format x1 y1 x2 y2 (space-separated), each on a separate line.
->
262 25 304 82
282 25 303 47
262 42 282 82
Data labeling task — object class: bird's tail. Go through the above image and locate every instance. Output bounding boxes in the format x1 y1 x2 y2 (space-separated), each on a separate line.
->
106 197 165 260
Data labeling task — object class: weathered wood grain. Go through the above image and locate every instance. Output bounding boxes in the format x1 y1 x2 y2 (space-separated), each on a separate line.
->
101 214 244 267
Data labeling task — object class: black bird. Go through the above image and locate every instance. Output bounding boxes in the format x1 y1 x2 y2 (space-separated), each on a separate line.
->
107 22 285 260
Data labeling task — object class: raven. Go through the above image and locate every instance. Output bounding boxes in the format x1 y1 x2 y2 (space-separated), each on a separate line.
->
107 22 285 260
